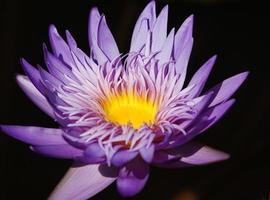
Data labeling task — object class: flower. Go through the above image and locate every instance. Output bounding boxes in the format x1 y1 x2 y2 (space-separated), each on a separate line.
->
1 1 248 199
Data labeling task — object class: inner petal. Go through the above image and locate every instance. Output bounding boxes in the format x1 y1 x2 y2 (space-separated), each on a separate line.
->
102 92 157 129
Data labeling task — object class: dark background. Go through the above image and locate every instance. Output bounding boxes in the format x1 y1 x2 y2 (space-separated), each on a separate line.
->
0 0 269 199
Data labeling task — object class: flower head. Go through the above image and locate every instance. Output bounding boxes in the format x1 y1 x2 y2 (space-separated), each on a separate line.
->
1 1 248 199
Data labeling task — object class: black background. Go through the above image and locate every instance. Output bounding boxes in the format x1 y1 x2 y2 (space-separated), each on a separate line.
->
0 0 269 199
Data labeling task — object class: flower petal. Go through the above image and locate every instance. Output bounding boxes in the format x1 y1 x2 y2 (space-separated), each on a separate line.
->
187 98 236 137
180 145 229 165
166 99 235 149
156 28 175 65
16 75 54 118
88 7 108 64
151 5 168 53
154 141 229 168
174 15 193 60
117 158 149 197
48 163 116 200
97 16 120 61
48 25 74 67
20 58 46 94
82 143 106 164
130 1 156 52
187 55 217 98
207 72 249 107
30 144 82 159
111 150 138 167
139 144 155 163
0 125 66 145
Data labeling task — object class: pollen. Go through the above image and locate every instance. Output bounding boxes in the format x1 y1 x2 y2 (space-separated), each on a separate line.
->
102 92 157 129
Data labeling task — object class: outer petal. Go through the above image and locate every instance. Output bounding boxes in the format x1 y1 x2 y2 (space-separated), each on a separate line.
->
180 145 229 165
48 163 116 200
174 15 193 60
156 143 229 168
48 25 74 67
151 5 168 53
16 75 54 118
111 150 138 167
97 16 120 61
31 144 83 159
130 1 156 52
156 28 175 65
187 55 217 98
117 158 149 197
207 72 249 107
82 143 106 164
165 99 235 149
88 8 108 64
20 58 47 94
0 125 65 145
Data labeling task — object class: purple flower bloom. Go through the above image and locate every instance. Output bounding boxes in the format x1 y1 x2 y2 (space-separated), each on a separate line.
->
1 1 248 199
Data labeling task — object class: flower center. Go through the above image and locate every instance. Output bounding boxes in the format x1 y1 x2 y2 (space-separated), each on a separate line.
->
102 92 157 129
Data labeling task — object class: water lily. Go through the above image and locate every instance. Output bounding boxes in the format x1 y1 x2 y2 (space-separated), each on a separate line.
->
1 1 248 199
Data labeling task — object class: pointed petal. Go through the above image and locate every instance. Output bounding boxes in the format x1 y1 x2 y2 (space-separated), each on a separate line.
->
180 145 229 165
156 28 175 64
151 5 168 53
88 7 101 48
48 25 74 66
88 8 108 64
154 142 229 168
117 158 149 197
175 37 193 74
31 144 82 159
130 1 156 52
16 75 54 118
0 125 66 145
166 99 235 149
48 163 116 200
187 99 236 136
97 16 120 60
174 15 194 60
188 55 217 98
207 72 249 107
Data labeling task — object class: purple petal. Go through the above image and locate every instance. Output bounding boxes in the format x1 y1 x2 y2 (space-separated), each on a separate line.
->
207 72 249 107
88 7 101 49
88 8 108 64
97 16 120 61
31 144 82 159
111 150 138 167
82 143 106 164
174 15 194 60
0 125 65 146
20 58 47 94
48 25 74 67
187 55 217 98
117 158 149 197
139 145 155 163
155 142 229 168
16 75 54 118
166 99 235 149
151 5 168 53
187 98 236 137
175 37 193 75
156 28 175 65
48 163 116 200
180 145 229 165
130 1 156 52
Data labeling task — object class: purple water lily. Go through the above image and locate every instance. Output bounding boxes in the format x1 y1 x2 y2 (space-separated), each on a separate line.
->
1 1 248 199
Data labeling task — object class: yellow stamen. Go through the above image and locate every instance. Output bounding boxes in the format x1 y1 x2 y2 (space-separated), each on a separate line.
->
102 92 157 129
